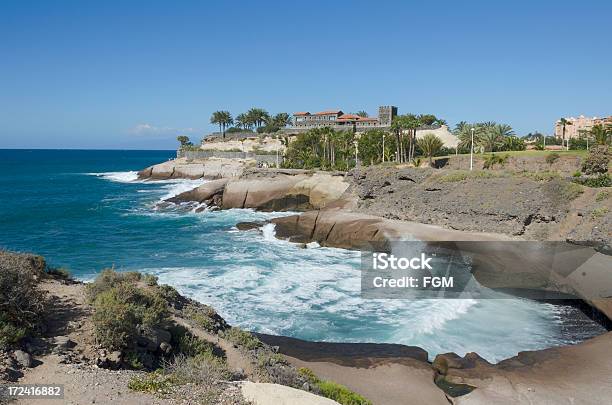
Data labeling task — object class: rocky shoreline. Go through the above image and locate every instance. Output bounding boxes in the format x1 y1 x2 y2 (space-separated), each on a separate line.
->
125 155 612 403
3 249 610 405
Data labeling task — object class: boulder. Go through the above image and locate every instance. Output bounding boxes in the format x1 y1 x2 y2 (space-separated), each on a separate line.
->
167 178 229 204
137 327 172 352
53 336 76 350
13 350 33 368
236 221 264 231
222 173 349 212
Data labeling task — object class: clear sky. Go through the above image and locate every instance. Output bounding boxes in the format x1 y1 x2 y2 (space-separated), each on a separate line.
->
1 0 611 149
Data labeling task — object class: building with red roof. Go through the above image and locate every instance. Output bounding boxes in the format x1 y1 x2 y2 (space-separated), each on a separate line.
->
290 106 397 132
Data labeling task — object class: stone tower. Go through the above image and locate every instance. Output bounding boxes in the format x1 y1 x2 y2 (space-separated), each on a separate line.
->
378 106 398 126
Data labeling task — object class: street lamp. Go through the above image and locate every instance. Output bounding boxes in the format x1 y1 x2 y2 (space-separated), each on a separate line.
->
470 127 475 171
382 132 385 163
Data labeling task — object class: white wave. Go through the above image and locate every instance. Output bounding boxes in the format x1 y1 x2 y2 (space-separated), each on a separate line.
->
88 171 139 183
158 179 206 200
261 223 277 241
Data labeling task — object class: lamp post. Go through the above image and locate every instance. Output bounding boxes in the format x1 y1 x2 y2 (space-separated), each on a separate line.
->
382 132 385 163
470 127 475 171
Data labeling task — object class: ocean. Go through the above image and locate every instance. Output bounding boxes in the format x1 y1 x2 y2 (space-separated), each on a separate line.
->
0 149 605 362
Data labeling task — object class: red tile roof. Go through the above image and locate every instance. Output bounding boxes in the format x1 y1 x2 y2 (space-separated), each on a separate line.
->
314 110 342 116
293 112 310 116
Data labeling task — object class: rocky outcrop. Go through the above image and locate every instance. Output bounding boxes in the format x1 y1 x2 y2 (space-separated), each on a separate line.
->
137 157 249 180
221 171 350 211
434 331 612 404
271 209 510 250
167 169 351 212
271 208 612 320
166 178 229 205
346 166 581 239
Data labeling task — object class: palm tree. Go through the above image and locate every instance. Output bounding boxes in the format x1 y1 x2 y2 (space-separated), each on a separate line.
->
559 118 572 151
479 126 503 153
591 124 611 146
454 121 469 134
247 108 270 129
493 123 514 138
356 111 368 118
210 111 233 139
502 135 525 151
235 113 249 130
417 133 444 166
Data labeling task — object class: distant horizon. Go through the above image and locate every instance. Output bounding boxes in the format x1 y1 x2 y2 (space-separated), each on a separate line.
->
1 0 611 149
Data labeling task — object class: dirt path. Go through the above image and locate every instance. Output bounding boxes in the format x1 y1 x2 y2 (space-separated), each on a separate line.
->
16 354 162 405
15 279 162 405
172 316 256 379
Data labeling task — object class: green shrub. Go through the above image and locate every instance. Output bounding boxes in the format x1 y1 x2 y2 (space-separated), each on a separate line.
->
124 351 145 370
573 174 611 188
0 252 47 349
318 380 371 405
0 318 26 349
143 274 158 286
483 154 509 169
156 284 180 303
46 267 72 280
222 327 261 350
177 333 215 358
573 170 582 177
596 190 610 202
545 152 560 165
298 367 371 405
582 145 609 175
560 182 584 201
90 272 169 350
128 371 176 394
184 305 216 331
591 207 609 219
520 171 560 182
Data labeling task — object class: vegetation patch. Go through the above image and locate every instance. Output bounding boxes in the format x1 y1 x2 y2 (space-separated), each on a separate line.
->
0 252 47 349
482 153 509 169
46 266 72 280
184 304 218 331
591 207 609 219
518 170 561 182
582 145 609 175
560 182 584 201
221 327 262 350
87 269 169 350
435 170 503 183
545 152 560 165
573 174 612 188
596 190 610 202
128 370 177 394
298 367 371 405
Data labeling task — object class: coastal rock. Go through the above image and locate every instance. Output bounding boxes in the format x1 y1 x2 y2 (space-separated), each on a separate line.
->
236 221 265 231
222 171 350 211
167 178 229 204
447 332 612 404
138 157 249 180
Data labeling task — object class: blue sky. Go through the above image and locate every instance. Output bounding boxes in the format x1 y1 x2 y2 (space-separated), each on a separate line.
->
1 0 611 149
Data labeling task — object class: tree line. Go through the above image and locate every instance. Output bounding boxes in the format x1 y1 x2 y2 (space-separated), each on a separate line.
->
210 109 291 138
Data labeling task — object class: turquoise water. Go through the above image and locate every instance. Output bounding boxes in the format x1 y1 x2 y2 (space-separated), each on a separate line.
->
0 149 605 362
